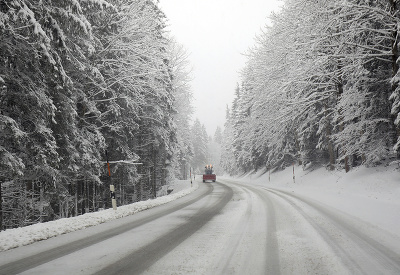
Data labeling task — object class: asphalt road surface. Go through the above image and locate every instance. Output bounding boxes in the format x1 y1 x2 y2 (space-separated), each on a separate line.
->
1 178 399 274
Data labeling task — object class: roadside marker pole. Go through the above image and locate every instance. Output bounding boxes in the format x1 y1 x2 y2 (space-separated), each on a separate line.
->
293 163 295 183
106 151 117 210
269 167 271 182
110 185 117 210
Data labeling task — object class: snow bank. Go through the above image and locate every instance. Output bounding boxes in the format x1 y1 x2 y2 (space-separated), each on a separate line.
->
232 164 400 238
0 180 198 252
2 165 399 252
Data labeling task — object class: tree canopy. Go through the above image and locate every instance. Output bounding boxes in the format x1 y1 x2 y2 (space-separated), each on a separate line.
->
221 0 400 175
0 0 193 230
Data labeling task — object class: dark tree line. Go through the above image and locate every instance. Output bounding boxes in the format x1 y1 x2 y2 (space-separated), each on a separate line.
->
221 0 400 175
0 0 193 230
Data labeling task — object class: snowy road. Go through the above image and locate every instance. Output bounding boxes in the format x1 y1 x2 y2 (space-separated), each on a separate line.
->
1 178 400 274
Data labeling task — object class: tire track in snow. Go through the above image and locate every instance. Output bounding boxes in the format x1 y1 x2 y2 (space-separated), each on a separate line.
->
219 180 281 274
256 187 281 274
0 183 214 275
265 188 400 274
95 182 234 275
213 186 254 274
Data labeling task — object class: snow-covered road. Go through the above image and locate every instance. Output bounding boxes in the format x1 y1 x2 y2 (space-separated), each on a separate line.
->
1 176 400 274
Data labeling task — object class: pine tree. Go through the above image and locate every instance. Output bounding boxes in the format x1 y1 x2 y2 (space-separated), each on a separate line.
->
214 126 223 144
167 38 194 180
220 106 238 175
0 0 109 228
0 0 190 229
226 0 399 174
190 119 208 173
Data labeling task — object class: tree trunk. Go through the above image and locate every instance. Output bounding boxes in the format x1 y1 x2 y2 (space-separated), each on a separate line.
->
390 0 400 152
0 181 2 231
324 103 335 170
75 182 78 217
39 181 44 223
153 145 157 199
344 156 350 173
328 139 335 171
389 0 398 78
93 182 96 211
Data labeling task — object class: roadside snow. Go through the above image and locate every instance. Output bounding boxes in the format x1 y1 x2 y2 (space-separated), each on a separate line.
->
1 164 399 254
0 179 198 252
230 164 400 238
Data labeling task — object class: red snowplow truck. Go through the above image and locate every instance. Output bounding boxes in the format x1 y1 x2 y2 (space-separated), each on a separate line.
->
203 164 216 182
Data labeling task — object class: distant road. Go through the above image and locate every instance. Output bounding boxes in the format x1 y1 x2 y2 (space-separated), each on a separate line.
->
1 179 399 274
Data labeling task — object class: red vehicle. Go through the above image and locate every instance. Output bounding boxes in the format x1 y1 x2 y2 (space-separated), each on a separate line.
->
203 164 216 182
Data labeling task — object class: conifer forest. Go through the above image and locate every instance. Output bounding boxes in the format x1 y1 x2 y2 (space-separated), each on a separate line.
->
0 0 196 230
220 0 400 175
2 0 400 231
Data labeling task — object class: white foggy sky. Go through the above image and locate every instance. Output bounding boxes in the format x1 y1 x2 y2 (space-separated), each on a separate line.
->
158 0 283 136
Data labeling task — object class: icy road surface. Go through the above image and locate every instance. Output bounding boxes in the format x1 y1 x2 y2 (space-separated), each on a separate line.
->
1 178 400 274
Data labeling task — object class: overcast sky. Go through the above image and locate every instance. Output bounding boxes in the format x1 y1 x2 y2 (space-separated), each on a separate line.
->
158 0 283 136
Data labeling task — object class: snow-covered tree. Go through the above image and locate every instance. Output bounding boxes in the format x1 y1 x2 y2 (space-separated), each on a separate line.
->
167 38 194 180
214 126 223 144
0 0 192 229
220 106 238 175
190 119 208 173
226 0 400 174
0 0 109 228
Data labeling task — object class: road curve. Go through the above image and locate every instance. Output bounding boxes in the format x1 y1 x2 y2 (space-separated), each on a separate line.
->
1 178 399 274
265 187 400 274
143 179 281 274
0 182 215 274
96 182 233 274
220 178 400 274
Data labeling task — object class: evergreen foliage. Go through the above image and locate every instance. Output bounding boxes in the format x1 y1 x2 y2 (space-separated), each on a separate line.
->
190 119 208 173
0 0 193 230
222 0 400 175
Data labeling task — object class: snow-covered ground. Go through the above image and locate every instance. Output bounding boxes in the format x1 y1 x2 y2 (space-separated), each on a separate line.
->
1 164 399 254
233 163 400 238
0 180 198 252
